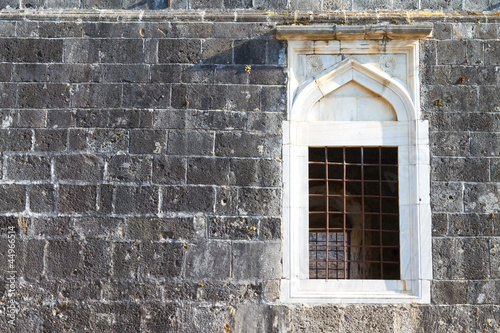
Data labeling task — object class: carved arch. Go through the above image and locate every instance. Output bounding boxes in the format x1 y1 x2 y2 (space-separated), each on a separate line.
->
290 58 416 122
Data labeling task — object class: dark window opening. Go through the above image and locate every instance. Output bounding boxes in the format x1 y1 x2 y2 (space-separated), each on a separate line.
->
308 147 400 280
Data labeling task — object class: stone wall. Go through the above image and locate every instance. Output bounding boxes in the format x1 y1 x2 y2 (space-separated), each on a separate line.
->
0 9 498 333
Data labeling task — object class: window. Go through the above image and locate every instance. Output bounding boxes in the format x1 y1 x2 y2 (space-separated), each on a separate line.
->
278 25 433 303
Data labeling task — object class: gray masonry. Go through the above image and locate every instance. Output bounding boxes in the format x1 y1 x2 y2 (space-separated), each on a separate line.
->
0 3 499 333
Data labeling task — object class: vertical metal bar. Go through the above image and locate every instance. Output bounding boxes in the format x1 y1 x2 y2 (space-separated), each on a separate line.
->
361 147 366 279
379 147 384 278
325 147 329 279
343 147 347 279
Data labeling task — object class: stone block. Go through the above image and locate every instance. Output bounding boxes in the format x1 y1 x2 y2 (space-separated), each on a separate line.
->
158 39 202 64
430 181 463 213
248 65 286 85
122 83 170 108
231 158 281 187
432 213 448 236
430 132 470 157
141 303 177 333
261 85 286 112
87 129 128 153
184 241 231 279
215 186 238 215
431 280 467 304
18 83 70 109
212 22 252 39
181 64 216 83
172 84 227 110
490 237 500 278
18 239 45 280
290 305 344 332
227 85 260 111
234 40 266 65
153 109 194 129
33 129 67 152
114 186 158 215
432 157 489 182
433 238 489 280
47 110 76 128
209 216 259 240
195 110 247 130
152 155 186 185
103 280 161 301
471 132 500 157
420 40 437 66
57 185 96 213
247 111 283 135
480 86 500 111
484 41 500 65
467 280 500 304
75 110 109 128
126 217 194 241
94 64 149 83
232 241 281 279
422 85 478 112
0 82 17 108
107 155 152 182
260 217 281 240
97 39 143 63
420 0 461 10
12 63 47 82
0 63 12 82
448 213 484 236
5 154 51 180
167 129 214 156
161 281 197 301
0 21 16 35
176 305 234 333
130 129 166 154
352 0 390 10
190 0 222 8
28 184 55 213
0 184 25 213
463 0 488 10
266 40 286 65
216 131 273 157
71 83 122 108
289 0 320 9
31 217 69 238
449 66 496 86
464 183 500 213
81 239 110 279
0 38 63 63
214 65 249 84
68 129 87 151
97 184 113 214
162 186 214 213
238 188 281 216
0 129 31 152
72 216 123 239
82 22 126 38
467 40 484 65
0 216 17 234
112 242 140 279
37 21 82 37
109 109 152 128
233 304 290 333
253 0 287 9
475 24 499 39
55 154 104 182
493 159 500 182
323 0 350 10
63 39 99 63
187 157 231 185
141 242 184 278
89 303 142 332
150 64 182 83
8 109 47 128
170 22 211 38
223 0 252 8
46 240 82 278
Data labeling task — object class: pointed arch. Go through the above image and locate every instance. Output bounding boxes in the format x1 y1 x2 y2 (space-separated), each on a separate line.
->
290 58 415 122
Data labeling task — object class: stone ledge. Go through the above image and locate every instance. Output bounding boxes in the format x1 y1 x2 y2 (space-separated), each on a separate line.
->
276 24 433 40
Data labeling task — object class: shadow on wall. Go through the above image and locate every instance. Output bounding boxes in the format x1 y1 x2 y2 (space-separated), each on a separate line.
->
128 0 168 9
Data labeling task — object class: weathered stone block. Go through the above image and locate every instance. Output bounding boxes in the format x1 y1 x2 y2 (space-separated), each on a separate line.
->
167 129 214 156
141 242 184 278
0 38 63 63
46 240 82 278
81 239 110 279
234 40 266 64
215 131 276 158
184 241 231 279
28 184 55 213
352 0 390 10
152 155 186 185
12 63 47 82
214 65 249 84
266 40 286 65
0 184 25 212
170 22 211 38
227 85 260 111
172 84 227 110
212 22 252 39
209 216 259 240
231 158 281 187
448 213 484 236
422 85 478 112
261 85 286 112
87 129 128 153
492 159 500 182
158 39 202 63
126 217 194 241
113 242 140 279
130 129 166 154
431 280 467 304
0 129 32 151
490 237 500 278
103 280 161 301
232 241 281 280
195 110 247 130
181 64 216 83
82 22 126 38
122 83 170 108
432 157 489 182
57 185 96 213
484 41 500 65
18 83 70 108
467 280 500 304
71 83 122 108
63 39 99 63
162 186 214 213
260 217 281 240
89 303 142 332
150 64 182 83
215 186 238 215
55 154 104 182
31 217 68 238
94 64 149 83
47 63 93 83
433 238 489 280
47 109 76 128
114 186 158 214
420 0 461 10
479 86 500 111
430 182 463 213
238 188 281 216
109 109 152 128
34 129 66 152
107 155 152 182
141 303 177 333
97 184 113 214
98 39 144 63
430 132 470 157
470 132 500 157
233 304 290 333
449 66 496 86
464 183 500 213
72 216 123 239
223 0 252 8
323 0 350 10
6 154 51 180
187 157 231 185
432 213 448 236
75 110 109 128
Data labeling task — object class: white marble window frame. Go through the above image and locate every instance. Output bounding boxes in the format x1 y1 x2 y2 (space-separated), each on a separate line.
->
280 33 432 304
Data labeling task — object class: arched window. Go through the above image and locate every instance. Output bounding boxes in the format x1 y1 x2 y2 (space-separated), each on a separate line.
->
278 25 433 303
